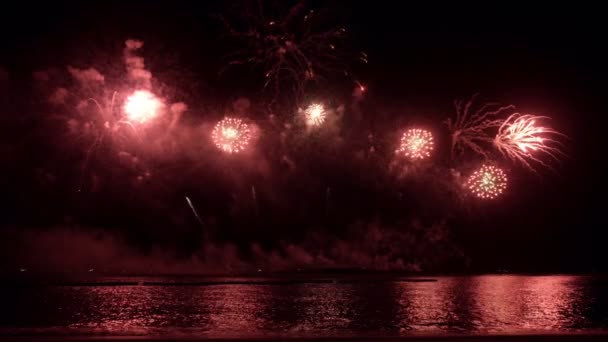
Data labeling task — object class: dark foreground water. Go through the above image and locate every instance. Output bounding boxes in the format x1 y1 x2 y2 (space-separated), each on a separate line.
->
2 275 608 337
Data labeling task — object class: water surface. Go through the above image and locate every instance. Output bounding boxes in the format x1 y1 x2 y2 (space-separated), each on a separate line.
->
2 275 607 336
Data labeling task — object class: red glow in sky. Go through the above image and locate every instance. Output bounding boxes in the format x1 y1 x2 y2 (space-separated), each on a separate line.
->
124 90 162 124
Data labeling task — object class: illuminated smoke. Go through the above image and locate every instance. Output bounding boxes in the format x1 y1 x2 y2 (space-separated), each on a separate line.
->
124 39 152 87
67 66 105 83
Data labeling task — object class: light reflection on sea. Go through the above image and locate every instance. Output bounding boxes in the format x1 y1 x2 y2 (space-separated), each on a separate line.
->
1 275 607 336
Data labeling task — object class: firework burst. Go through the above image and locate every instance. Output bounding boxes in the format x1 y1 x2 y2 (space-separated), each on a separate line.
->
219 1 362 106
124 90 162 124
211 117 252 153
396 128 434 160
304 103 327 127
494 114 565 170
445 94 514 159
466 164 508 199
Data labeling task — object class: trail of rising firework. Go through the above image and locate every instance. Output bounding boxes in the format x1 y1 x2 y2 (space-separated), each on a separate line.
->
185 196 204 227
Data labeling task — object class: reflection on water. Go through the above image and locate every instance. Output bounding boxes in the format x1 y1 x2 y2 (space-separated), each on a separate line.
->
2 276 607 336
394 276 599 333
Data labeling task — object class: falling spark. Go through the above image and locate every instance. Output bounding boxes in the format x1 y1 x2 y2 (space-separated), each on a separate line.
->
211 117 252 153
396 128 434 160
445 94 514 159
494 114 565 170
304 103 327 127
185 196 204 227
220 2 359 103
466 164 508 199
124 90 162 124
251 185 258 217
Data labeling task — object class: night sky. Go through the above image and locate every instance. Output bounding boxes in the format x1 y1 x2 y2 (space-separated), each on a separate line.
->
0 1 605 274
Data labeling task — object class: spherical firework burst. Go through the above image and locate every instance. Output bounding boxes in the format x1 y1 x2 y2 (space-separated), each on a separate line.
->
494 113 565 171
304 103 327 127
211 117 252 153
124 90 162 124
466 164 508 199
396 128 434 160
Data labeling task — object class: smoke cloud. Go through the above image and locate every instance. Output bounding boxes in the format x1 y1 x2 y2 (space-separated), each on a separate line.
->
67 66 105 83
124 39 152 87
1 221 463 275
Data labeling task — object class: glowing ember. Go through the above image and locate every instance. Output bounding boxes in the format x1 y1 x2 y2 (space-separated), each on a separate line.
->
466 164 508 199
304 103 327 127
211 117 252 153
396 128 434 160
124 90 161 124
494 114 564 170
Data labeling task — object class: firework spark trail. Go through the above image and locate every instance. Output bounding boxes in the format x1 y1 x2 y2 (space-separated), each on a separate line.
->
251 185 258 217
396 128 434 160
494 114 565 171
185 196 204 227
77 132 104 192
445 94 515 159
218 2 363 106
211 117 252 153
74 94 115 191
466 164 508 199
304 103 327 127
52 40 167 192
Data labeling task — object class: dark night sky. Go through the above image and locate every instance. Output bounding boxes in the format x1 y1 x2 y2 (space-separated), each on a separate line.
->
0 1 605 274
